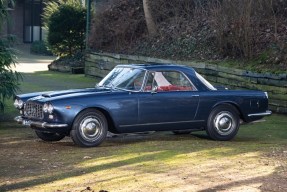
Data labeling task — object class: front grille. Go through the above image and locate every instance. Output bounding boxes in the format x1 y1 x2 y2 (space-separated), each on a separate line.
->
24 102 44 120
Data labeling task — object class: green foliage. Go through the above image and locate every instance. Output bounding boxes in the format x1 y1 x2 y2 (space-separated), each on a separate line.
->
91 0 287 72
0 0 21 112
0 37 21 112
42 0 84 29
0 1 8 25
43 0 86 56
30 40 53 55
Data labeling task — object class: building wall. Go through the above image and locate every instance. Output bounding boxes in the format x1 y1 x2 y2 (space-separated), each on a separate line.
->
1 0 45 43
1 0 24 42
0 0 24 42
10 1 24 42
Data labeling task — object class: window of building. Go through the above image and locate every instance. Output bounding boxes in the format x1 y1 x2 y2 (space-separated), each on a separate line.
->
23 0 43 43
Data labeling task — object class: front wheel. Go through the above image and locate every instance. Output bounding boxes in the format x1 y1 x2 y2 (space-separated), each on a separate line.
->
71 109 108 147
206 105 240 141
35 131 65 141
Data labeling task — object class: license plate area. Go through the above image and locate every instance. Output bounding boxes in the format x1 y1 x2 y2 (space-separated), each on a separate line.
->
22 119 31 126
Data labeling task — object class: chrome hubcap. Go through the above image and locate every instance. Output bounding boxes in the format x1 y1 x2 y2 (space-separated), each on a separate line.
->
79 116 103 142
214 112 235 135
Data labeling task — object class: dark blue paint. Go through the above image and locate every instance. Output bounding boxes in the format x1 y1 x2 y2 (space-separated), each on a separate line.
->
15 64 270 135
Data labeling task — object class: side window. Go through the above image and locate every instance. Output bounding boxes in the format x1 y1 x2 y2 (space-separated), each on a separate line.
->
144 71 195 92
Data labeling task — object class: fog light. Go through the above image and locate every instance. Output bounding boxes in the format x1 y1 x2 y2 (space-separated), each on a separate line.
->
49 115 54 119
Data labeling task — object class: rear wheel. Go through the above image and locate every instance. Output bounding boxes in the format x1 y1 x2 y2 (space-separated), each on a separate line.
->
206 105 240 141
71 109 108 147
35 131 65 141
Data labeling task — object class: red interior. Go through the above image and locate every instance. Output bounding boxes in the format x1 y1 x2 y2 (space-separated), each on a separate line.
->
145 85 192 91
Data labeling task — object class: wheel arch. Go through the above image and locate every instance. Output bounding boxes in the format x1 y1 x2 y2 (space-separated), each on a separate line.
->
212 102 244 121
72 107 118 134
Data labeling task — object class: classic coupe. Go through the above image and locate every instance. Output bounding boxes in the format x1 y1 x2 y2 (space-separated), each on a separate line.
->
14 64 271 147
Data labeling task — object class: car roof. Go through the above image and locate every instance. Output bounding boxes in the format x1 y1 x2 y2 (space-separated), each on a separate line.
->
115 64 211 91
117 63 196 72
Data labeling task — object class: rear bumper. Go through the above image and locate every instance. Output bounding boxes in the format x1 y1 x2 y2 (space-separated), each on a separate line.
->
247 110 272 117
15 116 68 129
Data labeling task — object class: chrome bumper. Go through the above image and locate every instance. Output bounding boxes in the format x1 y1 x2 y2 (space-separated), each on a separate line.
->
15 116 68 129
248 110 272 117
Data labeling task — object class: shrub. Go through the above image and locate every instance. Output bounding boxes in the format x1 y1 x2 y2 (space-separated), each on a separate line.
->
90 0 287 67
0 36 21 112
30 40 53 55
49 51 85 68
47 4 86 56
89 0 145 51
0 0 21 112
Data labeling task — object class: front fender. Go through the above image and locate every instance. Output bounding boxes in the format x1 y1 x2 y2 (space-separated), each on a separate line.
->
52 102 115 130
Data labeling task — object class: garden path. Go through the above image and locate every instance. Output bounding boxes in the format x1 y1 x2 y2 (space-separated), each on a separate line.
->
12 43 56 73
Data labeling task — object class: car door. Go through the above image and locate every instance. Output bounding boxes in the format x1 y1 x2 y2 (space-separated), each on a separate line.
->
137 70 200 131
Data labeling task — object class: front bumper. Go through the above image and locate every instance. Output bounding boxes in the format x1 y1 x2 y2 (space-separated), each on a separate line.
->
247 110 272 117
15 116 68 129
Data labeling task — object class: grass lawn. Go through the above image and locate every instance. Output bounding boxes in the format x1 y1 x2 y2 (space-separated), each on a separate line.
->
0 70 286 192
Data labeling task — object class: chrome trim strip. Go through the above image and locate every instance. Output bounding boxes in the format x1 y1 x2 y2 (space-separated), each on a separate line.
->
14 116 68 128
120 120 205 128
248 110 272 117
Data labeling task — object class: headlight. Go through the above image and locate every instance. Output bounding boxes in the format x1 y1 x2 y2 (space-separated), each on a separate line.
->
43 103 54 114
48 104 54 114
43 103 49 113
14 99 24 109
13 99 18 108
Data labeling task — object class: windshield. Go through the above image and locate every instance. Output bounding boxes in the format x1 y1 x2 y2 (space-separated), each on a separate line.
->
195 72 216 90
97 67 146 91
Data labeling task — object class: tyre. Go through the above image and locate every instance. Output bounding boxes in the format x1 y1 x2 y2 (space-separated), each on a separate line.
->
206 105 240 141
172 130 192 135
71 109 108 147
35 131 65 142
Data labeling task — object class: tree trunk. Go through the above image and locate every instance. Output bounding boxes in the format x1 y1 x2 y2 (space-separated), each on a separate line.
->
143 0 157 36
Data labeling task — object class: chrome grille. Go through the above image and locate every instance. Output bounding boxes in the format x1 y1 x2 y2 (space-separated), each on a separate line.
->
24 102 44 119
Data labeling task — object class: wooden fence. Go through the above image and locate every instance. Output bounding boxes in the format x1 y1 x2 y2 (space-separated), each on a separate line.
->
85 52 287 114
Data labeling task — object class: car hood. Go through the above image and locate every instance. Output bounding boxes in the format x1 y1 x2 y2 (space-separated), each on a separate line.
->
40 88 109 98
18 87 114 103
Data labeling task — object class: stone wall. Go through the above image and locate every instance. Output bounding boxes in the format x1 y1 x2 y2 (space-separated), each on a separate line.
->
85 52 287 114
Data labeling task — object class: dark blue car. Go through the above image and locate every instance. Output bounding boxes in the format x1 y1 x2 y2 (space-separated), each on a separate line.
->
14 64 271 147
